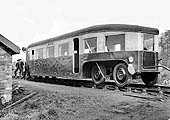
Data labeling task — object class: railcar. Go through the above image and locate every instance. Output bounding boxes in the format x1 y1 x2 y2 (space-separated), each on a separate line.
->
26 24 160 87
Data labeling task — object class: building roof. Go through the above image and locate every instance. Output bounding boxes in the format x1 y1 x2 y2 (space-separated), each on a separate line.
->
28 24 159 48
0 34 20 55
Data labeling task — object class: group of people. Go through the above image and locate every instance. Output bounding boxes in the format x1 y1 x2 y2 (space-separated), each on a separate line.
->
14 59 27 78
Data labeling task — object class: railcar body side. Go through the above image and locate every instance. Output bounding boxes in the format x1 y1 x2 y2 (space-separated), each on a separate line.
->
26 24 160 87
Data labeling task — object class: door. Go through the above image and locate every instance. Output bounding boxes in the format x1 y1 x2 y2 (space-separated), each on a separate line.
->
73 38 79 73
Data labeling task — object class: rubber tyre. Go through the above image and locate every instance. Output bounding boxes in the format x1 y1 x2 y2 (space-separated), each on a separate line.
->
91 64 106 85
113 63 132 87
141 72 158 86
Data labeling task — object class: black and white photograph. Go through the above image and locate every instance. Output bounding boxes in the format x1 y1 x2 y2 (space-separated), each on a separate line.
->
0 0 170 119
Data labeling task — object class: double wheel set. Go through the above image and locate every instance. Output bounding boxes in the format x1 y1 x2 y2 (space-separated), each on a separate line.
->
91 63 158 87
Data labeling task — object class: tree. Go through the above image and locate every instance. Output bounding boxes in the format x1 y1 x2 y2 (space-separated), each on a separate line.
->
159 30 170 67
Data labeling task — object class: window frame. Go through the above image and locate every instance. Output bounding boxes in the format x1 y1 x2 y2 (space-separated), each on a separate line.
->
36 48 43 59
58 42 69 56
143 33 155 51
84 37 97 53
46 43 55 58
105 34 125 52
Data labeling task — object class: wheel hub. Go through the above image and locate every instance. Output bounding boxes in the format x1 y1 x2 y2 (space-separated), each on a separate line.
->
94 71 101 80
117 68 126 81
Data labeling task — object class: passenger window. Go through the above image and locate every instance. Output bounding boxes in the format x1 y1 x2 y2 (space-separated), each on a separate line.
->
105 34 125 52
58 43 69 56
47 45 54 58
84 37 97 53
36 48 43 59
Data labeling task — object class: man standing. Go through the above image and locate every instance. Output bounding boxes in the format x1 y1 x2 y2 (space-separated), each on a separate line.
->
14 59 24 78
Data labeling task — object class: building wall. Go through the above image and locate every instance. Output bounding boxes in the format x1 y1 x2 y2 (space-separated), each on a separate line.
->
0 46 12 104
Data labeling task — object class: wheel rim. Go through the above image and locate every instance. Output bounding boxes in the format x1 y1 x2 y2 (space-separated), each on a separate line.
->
113 63 131 87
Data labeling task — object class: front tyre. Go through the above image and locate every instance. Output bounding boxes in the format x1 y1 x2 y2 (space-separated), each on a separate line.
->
91 64 106 85
113 63 132 87
141 72 158 86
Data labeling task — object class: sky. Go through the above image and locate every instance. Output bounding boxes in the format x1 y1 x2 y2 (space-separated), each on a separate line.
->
1 0 170 61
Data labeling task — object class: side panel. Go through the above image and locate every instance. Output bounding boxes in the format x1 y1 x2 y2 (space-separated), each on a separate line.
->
27 51 159 80
126 33 143 51
81 51 159 76
81 51 140 76
27 56 81 79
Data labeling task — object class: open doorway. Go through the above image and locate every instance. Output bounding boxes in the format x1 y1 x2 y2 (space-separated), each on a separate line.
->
73 38 79 73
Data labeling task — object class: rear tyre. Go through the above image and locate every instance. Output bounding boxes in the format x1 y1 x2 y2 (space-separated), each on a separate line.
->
141 72 158 86
91 64 106 85
113 63 132 87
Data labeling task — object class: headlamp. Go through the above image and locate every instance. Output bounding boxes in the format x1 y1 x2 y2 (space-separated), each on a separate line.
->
128 56 134 63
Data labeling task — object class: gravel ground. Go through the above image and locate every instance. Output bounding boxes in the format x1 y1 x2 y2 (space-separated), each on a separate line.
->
1 79 170 120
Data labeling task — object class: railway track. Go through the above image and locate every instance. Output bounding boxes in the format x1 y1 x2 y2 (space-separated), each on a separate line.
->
23 77 170 100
